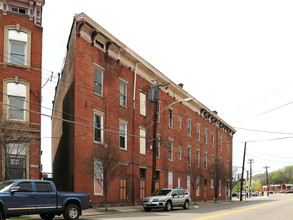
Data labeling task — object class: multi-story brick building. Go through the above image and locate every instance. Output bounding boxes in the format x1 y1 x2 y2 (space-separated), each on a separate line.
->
52 12 236 205
0 0 44 180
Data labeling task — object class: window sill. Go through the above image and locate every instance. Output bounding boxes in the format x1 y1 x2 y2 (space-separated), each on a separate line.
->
119 147 127 151
93 92 104 98
119 104 128 109
2 62 31 69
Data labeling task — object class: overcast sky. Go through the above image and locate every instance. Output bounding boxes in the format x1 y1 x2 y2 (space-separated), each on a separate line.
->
41 0 293 177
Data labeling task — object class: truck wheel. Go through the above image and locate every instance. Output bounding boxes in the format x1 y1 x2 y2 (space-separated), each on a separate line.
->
0 211 4 220
63 204 80 220
40 213 55 220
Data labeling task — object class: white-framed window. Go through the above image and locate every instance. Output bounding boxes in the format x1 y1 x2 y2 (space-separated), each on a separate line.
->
196 124 200 141
168 140 173 161
157 102 161 122
178 145 182 160
196 176 200 196
94 113 103 143
94 160 103 195
4 80 29 122
179 115 182 129
187 175 191 193
8 30 27 65
227 142 230 155
119 81 127 107
94 67 103 96
204 152 207 169
139 128 146 155
219 136 222 152
196 150 200 168
178 177 181 188
187 119 191 137
140 92 146 116
211 178 214 189
219 180 222 196
211 133 215 148
187 147 191 166
168 172 173 188
168 109 173 128
211 155 215 171
156 136 160 158
11 6 27 14
119 121 127 150
204 129 208 144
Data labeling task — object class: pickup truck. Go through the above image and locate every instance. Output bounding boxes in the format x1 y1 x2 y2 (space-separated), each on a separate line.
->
0 179 91 220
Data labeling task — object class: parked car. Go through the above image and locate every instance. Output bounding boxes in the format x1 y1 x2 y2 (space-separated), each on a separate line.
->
232 192 238 197
251 191 259 196
0 179 91 220
142 188 191 211
285 190 293 194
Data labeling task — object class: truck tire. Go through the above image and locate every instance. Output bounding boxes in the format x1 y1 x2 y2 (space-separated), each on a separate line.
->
63 204 80 220
0 210 4 220
40 213 55 220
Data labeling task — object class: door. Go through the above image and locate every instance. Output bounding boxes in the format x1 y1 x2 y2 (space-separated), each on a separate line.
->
119 176 127 203
5 182 37 215
35 182 57 213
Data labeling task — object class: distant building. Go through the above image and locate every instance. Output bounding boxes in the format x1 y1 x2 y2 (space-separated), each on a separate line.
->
52 13 236 205
0 0 45 180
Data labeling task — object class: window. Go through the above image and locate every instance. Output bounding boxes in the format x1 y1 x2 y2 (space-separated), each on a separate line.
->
139 128 146 155
211 155 215 170
187 147 191 166
168 140 173 161
94 113 103 143
120 81 127 107
204 129 208 144
94 161 103 195
168 172 173 188
157 102 161 122
227 142 230 155
196 176 200 196
187 119 191 137
187 175 191 193
35 182 52 192
156 136 160 158
168 109 173 128
5 81 29 121
204 152 207 169
16 182 32 192
219 180 222 196
211 178 214 189
178 177 181 188
179 115 182 129
11 6 26 14
211 133 215 148
119 121 127 150
196 124 200 141
219 136 222 152
140 92 146 116
196 150 200 167
94 67 103 95
178 145 182 160
4 26 31 66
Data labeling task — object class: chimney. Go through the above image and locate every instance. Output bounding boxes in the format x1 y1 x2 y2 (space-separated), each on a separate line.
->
178 83 184 88
213 111 218 115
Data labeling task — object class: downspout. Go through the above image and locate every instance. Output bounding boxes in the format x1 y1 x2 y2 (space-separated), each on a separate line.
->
132 62 139 205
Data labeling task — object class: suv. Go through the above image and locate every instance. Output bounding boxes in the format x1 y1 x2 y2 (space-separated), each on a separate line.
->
141 188 191 211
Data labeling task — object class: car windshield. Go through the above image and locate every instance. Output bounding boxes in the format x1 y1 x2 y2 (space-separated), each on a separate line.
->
0 181 15 192
151 189 172 196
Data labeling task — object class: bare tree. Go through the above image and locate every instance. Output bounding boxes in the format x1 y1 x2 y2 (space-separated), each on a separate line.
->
92 139 121 210
189 160 201 204
0 110 34 180
207 157 228 202
229 166 240 201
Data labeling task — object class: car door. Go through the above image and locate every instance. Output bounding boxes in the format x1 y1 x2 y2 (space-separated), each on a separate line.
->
5 181 37 215
34 181 57 213
171 190 180 206
177 190 185 205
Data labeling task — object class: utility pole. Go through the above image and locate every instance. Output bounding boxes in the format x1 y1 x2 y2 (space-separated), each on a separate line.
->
248 159 254 198
240 142 247 201
263 166 270 197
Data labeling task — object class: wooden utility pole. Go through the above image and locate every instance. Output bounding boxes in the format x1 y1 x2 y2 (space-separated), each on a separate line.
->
151 99 159 193
263 166 270 196
240 142 247 201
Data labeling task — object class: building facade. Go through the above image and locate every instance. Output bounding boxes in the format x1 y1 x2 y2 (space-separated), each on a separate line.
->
52 13 236 205
0 0 44 180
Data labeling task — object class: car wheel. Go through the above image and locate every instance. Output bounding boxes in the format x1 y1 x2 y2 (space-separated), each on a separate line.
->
40 213 55 220
144 207 151 212
165 201 173 211
183 200 189 209
63 204 80 220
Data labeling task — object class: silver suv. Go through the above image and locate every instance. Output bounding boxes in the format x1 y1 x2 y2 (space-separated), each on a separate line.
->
142 188 191 211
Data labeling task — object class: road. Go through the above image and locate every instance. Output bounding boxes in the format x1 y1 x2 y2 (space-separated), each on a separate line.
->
82 194 293 220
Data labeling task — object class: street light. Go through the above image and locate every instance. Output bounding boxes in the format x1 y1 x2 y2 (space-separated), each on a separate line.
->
151 97 193 193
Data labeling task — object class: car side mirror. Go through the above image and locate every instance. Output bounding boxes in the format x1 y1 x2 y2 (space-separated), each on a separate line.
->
11 186 20 193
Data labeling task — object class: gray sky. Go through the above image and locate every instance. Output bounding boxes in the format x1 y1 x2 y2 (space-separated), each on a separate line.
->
41 0 293 176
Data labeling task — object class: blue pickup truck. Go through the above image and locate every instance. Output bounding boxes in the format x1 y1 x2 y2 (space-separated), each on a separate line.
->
0 179 91 220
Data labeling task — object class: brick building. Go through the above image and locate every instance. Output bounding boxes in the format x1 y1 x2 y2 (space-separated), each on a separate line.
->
0 0 44 180
52 13 236 205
